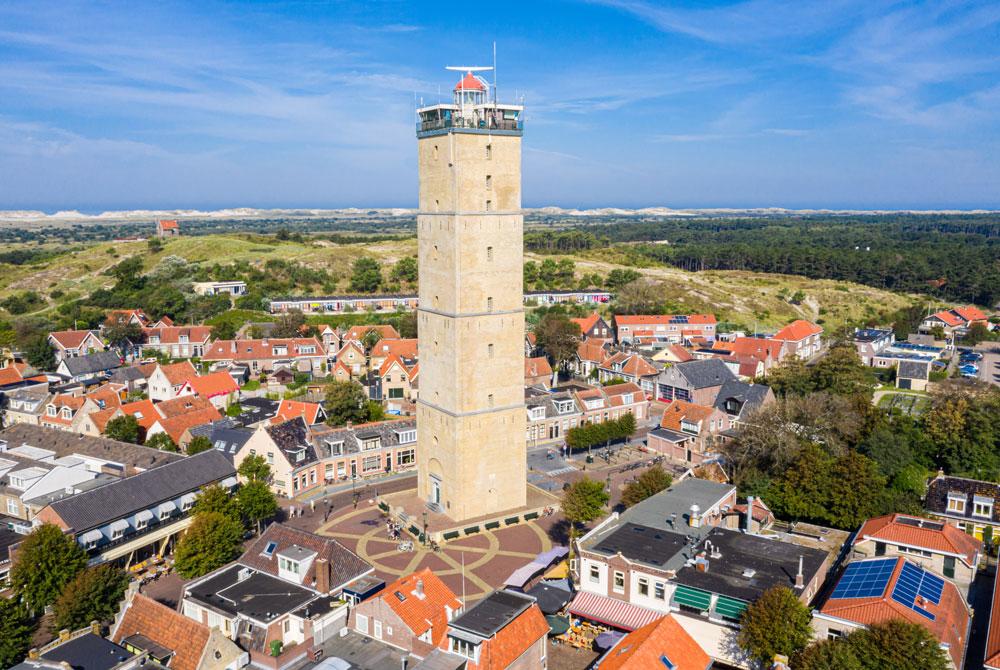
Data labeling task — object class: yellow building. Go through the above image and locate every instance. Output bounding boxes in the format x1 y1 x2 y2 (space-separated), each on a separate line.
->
415 68 527 522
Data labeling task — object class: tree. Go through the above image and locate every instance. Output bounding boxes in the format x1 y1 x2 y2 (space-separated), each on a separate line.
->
104 320 142 354
738 586 813 665
767 355 814 397
239 480 279 534
10 523 88 614
144 432 178 452
194 484 242 520
605 268 640 289
361 328 383 353
0 598 33 669
620 465 673 508
187 435 213 455
811 343 875 399
613 278 663 315
390 256 418 284
24 332 56 371
562 477 610 581
533 313 581 372
794 638 865 670
238 453 272 483
174 511 244 579
963 321 993 345
324 380 370 426
105 414 140 444
51 564 129 632
273 310 307 338
796 620 948 670
110 256 145 290
523 261 539 286
349 257 382 293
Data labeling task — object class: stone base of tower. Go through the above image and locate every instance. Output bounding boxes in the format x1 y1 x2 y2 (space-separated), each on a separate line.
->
377 484 560 545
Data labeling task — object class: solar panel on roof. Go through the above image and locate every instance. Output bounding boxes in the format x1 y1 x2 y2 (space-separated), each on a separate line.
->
829 558 896 600
890 562 942 621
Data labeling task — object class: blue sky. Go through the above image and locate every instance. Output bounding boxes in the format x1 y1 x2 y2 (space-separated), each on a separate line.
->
1 1 998 210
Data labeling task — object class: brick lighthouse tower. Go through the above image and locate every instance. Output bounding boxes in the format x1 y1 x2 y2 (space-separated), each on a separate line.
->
414 67 526 523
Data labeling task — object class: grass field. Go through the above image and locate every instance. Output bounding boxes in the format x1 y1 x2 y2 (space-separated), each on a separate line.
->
1 233 921 333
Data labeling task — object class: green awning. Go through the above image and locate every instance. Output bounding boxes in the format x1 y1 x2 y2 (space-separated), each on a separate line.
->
714 596 748 619
673 585 711 611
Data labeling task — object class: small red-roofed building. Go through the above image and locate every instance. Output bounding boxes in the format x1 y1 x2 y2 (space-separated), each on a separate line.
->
147 395 221 449
851 513 981 594
571 312 612 340
772 320 824 360
148 361 200 402
119 399 160 434
598 351 658 396
156 219 179 237
436 589 549 670
275 399 326 425
47 329 105 363
179 370 240 409
105 309 150 328
649 399 729 465
573 339 611 379
921 305 991 339
594 614 711 670
524 356 553 387
40 394 96 433
813 556 971 670
350 568 463 659
651 343 695 365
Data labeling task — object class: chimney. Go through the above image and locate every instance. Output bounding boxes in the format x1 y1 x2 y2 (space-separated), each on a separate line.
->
315 558 331 594
231 341 237 354
745 496 754 533
795 555 804 589
689 504 701 528
415 578 425 598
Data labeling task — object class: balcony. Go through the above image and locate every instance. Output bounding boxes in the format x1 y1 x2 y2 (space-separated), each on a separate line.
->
417 115 522 137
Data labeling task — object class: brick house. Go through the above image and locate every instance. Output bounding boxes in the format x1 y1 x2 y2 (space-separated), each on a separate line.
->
525 387 583 448
613 315 717 346
376 354 419 404
772 320 823 360
139 325 212 359
202 338 327 375
574 382 649 425
648 400 729 466
573 339 610 379
571 312 613 340
147 361 200 402
274 399 326 425
351 568 463 659
925 472 1000 543
597 351 658 396
524 356 553 387
336 341 367 376
48 330 105 363
178 370 240 409
655 358 735 405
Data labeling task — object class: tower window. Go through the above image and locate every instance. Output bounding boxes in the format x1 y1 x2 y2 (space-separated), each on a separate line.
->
487 297 493 312
486 144 492 160
485 200 493 212
488 343 494 358
433 144 439 160
487 246 493 261
488 394 494 407
434 199 439 211
485 175 492 190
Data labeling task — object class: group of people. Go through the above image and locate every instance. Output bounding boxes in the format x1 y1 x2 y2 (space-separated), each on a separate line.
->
386 519 403 541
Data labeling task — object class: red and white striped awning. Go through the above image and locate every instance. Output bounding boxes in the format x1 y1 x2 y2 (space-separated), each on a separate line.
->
567 590 663 631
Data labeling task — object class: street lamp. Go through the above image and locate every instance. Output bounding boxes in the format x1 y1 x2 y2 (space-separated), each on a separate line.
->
422 510 428 546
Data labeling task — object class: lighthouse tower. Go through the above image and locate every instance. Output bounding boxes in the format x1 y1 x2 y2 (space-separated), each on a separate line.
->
414 69 526 522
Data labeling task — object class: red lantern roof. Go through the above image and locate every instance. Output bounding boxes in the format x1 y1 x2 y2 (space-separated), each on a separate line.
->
454 72 486 92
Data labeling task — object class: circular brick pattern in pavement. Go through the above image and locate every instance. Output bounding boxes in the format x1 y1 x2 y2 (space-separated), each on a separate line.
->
318 503 556 601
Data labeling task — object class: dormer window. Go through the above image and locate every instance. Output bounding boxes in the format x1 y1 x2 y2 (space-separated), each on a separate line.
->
395 430 416 445
621 393 634 405
61 407 73 419
47 406 57 417
947 492 966 514
528 407 545 421
973 495 993 519
361 437 381 451
449 637 480 661
326 440 345 456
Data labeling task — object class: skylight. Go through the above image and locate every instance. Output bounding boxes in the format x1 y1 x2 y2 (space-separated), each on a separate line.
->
262 541 278 557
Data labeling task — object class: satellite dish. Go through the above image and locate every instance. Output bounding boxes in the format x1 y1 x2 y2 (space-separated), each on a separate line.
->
445 66 493 72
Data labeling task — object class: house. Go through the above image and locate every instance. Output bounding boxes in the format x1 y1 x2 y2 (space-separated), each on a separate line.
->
343 324 401 345
525 332 538 357
850 513 981 594
156 219 179 237
147 361 199 402
897 359 931 391
650 344 694 365
239 523 373 593
139 325 212 359
106 309 150 328
316 325 341 352
614 314 717 346
853 328 895 366
575 477 829 667
369 337 418 370
145 395 222 449
920 305 989 338
655 358 735 405
182 562 348 668
573 339 610 379
925 472 1000 542
270 294 419 315
812 557 971 670
524 356 553 387
55 350 121 383
593 614 711 670
3 387 52 426
34 449 236 566
111 591 247 670
351 568 463 659
230 397 280 428
712 379 774 425
375 353 419 406
435 589 549 670
336 340 367 376
274 399 326 425
48 330 105 362
574 382 649 425
119 399 160 436
648 400 729 466
179 370 240 409
572 312 613 340
597 351 658 395
525 387 583 448
14 627 139 670
0 363 48 400
108 366 149 393
187 419 253 462
203 338 327 375
192 280 247 296
772 320 823 360
39 394 98 433
526 289 612 306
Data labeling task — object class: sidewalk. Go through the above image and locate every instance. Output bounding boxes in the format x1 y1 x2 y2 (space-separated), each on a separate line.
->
291 471 417 504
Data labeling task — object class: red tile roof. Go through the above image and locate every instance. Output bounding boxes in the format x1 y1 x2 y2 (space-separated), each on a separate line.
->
49 330 100 350
615 314 716 326
155 394 216 419
855 514 981 567
773 319 823 342
158 219 178 230
819 557 970 669
203 338 324 362
185 371 239 399
374 338 419 360
660 400 718 431
601 352 658 378
955 305 987 322
931 310 964 327
663 344 694 362
472 602 550 670
716 337 784 361
577 340 608 363
343 324 401 343
0 366 25 386
112 593 208 670
86 384 124 409
275 400 323 425
89 407 122 433
378 353 415 378
119 399 159 429
525 356 553 380
106 309 149 325
596 614 710 670
571 312 601 335
141 325 212 345
157 361 199 386
382 568 462 646
156 407 222 444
